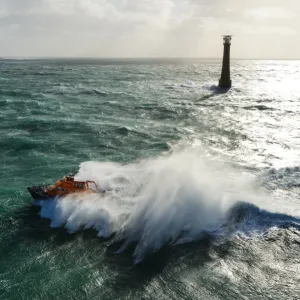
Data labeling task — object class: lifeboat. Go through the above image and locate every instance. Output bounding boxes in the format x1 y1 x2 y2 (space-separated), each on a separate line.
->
27 175 98 201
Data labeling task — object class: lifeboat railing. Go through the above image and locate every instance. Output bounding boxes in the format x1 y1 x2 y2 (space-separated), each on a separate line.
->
86 181 98 191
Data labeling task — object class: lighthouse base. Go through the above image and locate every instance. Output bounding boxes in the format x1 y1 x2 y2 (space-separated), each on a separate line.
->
219 79 232 89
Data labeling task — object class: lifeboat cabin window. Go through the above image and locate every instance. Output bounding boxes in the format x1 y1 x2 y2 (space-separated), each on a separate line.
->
75 183 85 189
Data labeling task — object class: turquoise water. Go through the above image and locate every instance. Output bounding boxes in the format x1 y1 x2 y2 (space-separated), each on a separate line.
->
1 59 300 299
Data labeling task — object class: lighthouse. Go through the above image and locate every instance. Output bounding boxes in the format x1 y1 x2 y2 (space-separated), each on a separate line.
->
219 35 232 89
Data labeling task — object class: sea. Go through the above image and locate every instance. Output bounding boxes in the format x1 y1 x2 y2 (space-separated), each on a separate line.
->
0 58 300 300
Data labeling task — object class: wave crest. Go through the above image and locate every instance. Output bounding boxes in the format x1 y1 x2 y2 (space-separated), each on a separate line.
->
37 148 272 263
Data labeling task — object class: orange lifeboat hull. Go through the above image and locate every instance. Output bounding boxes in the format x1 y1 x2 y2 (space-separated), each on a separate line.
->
27 175 98 201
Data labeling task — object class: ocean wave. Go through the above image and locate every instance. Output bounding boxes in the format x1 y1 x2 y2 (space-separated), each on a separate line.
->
113 127 152 139
163 81 197 90
0 89 34 98
260 166 300 189
225 201 300 236
0 99 13 107
243 105 276 111
32 71 60 76
77 89 108 96
48 85 108 97
34 147 286 263
0 135 43 152
204 84 231 94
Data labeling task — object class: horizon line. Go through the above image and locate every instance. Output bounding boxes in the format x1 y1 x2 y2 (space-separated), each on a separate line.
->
1 56 300 61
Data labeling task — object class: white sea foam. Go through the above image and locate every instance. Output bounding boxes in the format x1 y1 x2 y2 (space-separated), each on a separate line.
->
39 147 260 263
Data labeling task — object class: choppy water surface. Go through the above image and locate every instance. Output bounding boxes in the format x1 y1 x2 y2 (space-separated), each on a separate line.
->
0 59 300 299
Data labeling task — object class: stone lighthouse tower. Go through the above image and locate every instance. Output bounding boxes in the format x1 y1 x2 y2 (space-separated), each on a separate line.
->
219 35 232 89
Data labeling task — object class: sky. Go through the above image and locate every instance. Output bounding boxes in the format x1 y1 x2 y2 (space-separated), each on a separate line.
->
0 0 299 59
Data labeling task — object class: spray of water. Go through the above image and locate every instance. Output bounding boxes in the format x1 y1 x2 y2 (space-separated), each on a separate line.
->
38 147 260 263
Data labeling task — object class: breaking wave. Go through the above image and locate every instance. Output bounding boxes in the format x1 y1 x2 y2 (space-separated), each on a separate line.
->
36 148 298 263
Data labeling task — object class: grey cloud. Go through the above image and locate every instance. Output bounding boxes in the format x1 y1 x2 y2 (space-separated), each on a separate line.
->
0 0 299 58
